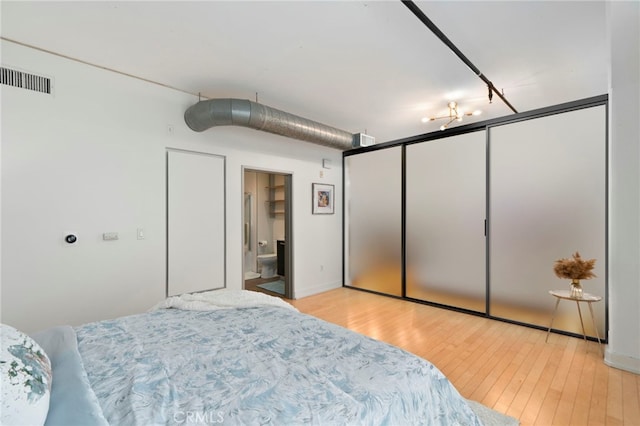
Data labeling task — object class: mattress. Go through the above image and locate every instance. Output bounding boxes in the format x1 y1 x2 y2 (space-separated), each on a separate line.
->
34 290 481 425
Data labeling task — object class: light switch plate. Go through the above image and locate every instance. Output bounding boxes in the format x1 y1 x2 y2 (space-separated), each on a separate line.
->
103 232 119 241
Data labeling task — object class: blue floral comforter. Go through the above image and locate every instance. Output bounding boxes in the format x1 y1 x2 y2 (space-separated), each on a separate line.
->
73 292 481 425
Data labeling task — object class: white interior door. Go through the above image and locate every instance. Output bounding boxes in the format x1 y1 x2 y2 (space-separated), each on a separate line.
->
167 149 225 296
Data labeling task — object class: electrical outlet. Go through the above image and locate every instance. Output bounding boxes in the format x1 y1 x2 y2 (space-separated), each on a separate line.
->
103 232 119 241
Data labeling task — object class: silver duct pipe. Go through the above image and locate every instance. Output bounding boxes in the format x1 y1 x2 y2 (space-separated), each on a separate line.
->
184 98 354 150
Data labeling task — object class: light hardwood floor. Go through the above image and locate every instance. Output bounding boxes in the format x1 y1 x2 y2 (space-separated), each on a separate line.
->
288 287 640 426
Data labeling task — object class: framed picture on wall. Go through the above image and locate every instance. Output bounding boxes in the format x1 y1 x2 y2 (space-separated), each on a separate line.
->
312 183 334 214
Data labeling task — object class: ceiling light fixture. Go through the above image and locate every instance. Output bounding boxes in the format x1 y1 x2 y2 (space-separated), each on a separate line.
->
425 101 482 131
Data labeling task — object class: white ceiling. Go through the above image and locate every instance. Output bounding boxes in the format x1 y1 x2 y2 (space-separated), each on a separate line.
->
1 1 608 143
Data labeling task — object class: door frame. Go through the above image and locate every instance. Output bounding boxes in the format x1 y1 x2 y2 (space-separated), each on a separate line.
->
241 166 293 299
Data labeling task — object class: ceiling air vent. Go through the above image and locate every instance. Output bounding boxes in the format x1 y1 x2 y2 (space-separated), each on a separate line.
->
1 66 51 94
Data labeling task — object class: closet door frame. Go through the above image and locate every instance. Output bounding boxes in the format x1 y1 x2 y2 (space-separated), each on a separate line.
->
342 95 608 341
404 130 488 314
487 104 608 339
343 145 404 297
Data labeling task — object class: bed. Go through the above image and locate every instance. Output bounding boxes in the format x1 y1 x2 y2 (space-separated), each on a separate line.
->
3 290 485 425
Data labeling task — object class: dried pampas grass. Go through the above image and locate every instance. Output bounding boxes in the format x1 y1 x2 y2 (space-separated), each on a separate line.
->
554 251 596 280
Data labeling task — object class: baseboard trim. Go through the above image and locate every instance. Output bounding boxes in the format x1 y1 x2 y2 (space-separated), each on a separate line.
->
293 281 341 299
604 349 640 374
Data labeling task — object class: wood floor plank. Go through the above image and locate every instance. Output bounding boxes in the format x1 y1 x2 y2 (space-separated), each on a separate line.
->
622 371 640 425
607 368 624 425
481 354 521 406
468 324 525 403
493 340 538 415
520 340 561 425
588 358 609 425
450 321 506 392
571 351 596 425
508 332 553 421
287 288 640 425
553 347 586 424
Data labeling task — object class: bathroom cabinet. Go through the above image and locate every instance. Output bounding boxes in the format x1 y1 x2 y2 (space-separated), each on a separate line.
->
277 240 285 276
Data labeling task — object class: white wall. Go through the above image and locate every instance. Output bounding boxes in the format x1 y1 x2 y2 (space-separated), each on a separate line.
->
0 40 343 333
606 0 640 373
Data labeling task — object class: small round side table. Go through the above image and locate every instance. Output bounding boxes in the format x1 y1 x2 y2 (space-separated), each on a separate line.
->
545 289 603 355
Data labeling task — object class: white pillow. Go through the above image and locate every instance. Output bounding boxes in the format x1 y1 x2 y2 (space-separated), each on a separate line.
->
1 324 52 426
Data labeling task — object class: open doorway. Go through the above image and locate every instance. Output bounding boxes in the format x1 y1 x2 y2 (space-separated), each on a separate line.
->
242 168 293 299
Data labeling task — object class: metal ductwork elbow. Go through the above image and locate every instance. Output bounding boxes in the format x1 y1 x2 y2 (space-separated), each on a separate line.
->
184 98 355 150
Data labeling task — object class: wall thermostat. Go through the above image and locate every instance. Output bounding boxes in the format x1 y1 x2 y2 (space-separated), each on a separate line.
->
65 234 77 244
